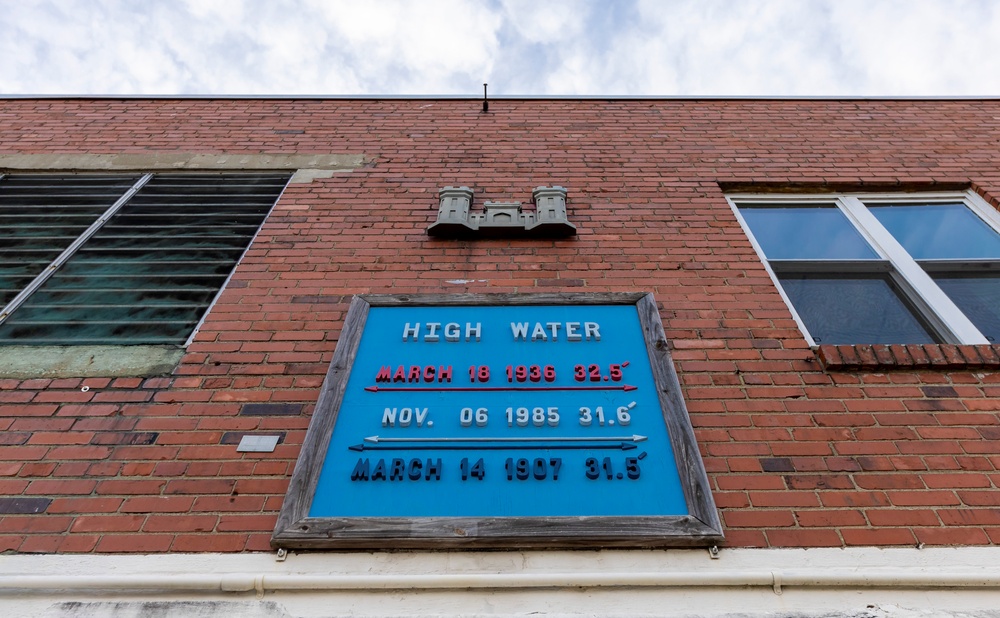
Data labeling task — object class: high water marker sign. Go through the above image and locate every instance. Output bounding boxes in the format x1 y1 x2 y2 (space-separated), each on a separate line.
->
272 293 722 549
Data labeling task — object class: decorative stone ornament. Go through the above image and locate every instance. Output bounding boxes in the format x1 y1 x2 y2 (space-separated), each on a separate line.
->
426 186 476 236
527 186 575 235
476 201 526 229
427 186 576 238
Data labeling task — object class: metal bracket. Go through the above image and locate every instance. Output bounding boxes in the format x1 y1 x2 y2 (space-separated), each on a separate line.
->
708 545 720 559
275 548 288 562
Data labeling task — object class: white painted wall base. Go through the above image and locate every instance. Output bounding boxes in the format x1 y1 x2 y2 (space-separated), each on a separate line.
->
3 547 1000 617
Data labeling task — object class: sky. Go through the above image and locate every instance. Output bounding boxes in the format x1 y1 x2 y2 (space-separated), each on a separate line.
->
2 0 999 97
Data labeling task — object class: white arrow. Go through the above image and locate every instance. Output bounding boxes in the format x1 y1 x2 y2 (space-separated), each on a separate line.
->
364 435 647 444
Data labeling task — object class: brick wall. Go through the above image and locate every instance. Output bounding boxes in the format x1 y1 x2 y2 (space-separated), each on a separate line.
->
1 98 999 553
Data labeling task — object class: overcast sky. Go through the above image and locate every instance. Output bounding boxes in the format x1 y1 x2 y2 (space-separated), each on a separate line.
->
2 0 999 97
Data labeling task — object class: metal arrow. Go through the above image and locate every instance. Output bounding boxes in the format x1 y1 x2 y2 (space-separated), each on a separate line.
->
365 384 637 393
348 434 647 452
349 442 640 452
364 435 647 444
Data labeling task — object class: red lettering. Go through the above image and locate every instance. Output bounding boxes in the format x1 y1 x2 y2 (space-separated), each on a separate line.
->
376 366 392 382
423 366 435 382
408 366 421 382
437 365 453 382
393 367 406 383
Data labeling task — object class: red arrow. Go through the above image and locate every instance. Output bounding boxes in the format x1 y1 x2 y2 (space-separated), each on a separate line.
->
365 384 637 393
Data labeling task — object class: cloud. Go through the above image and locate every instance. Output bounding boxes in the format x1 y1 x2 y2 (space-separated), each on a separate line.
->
0 0 998 95
826 0 1000 95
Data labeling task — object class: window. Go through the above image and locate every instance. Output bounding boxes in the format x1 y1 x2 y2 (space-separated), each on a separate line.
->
728 192 1000 346
0 173 290 346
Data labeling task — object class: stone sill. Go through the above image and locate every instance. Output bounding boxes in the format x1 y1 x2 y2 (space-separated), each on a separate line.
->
0 345 183 378
815 343 1000 371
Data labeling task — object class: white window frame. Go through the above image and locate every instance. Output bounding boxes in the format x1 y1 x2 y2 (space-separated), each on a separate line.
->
727 190 1000 347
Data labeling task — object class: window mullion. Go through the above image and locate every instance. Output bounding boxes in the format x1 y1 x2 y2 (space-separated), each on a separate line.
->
0 173 154 325
964 190 1000 237
840 196 988 344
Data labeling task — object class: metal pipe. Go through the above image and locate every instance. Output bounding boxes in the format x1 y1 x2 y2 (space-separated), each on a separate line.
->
2 568 1000 595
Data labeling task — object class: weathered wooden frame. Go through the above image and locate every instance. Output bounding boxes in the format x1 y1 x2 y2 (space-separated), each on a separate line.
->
272 293 723 549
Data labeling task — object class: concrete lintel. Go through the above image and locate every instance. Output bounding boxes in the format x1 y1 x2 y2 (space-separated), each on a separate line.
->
0 153 366 180
0 345 184 378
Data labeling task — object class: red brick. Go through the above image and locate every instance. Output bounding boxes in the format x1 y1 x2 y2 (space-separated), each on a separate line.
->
939 509 1000 526
163 479 236 494
96 535 174 553
71 515 145 533
784 475 855 490
765 529 842 547
866 509 941 526
914 528 990 545
923 474 992 489
748 492 821 508
57 534 101 553
143 515 219 532
958 491 1000 506
5 98 1000 555
795 510 867 527
24 479 98 495
120 497 195 513
0 516 72 533
216 514 278 532
95 480 167 495
841 529 917 546
819 491 891 508
46 497 124 514
191 496 267 512
171 534 248 552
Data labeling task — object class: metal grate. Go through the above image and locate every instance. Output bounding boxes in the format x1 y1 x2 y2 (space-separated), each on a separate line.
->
0 174 142 308
0 173 290 345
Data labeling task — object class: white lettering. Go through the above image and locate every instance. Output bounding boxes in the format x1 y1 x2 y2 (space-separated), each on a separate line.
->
466 322 482 342
513 321 600 342
402 323 419 342
415 408 428 426
531 323 548 341
382 407 396 427
425 323 440 342
511 322 529 341
398 407 412 427
546 322 561 340
566 322 581 341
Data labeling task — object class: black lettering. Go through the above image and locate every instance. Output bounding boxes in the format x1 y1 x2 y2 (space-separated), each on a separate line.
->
371 459 387 481
426 458 442 480
351 458 370 481
390 458 406 480
407 458 422 480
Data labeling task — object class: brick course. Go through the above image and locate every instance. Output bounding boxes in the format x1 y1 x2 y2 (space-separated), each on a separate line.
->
1 98 999 552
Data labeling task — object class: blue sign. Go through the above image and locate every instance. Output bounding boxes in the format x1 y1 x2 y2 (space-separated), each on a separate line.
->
310 304 685 517
273 293 723 549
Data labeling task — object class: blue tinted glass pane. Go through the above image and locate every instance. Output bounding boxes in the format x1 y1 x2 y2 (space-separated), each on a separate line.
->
779 275 936 344
932 274 1000 342
870 204 1000 259
740 207 879 260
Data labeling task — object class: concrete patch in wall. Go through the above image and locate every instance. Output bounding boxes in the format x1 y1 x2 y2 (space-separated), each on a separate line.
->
41 601 293 618
0 153 366 180
0 345 183 378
